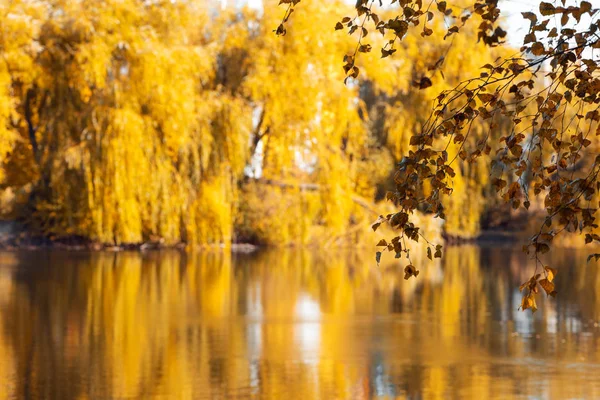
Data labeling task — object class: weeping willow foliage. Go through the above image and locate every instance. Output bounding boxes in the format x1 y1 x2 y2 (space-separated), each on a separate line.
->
0 0 526 246
1 0 251 245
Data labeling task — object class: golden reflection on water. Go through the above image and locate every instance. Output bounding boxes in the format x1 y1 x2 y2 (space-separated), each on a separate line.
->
0 246 599 399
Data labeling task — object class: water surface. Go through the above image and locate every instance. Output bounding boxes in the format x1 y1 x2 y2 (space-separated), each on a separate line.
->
0 246 599 399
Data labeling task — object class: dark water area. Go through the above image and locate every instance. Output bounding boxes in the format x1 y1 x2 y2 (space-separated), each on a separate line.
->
0 246 598 399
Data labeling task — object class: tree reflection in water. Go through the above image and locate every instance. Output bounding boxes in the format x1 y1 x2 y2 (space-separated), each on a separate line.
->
0 246 598 399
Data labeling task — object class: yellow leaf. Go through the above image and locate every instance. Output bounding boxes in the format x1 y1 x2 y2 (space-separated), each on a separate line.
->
545 266 557 282
530 295 538 312
520 293 537 312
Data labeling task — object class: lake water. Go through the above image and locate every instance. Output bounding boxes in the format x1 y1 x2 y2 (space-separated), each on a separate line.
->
0 246 598 399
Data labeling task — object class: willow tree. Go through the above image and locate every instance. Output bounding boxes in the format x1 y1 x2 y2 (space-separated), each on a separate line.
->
235 0 396 246
1 0 251 245
0 0 45 208
278 0 600 309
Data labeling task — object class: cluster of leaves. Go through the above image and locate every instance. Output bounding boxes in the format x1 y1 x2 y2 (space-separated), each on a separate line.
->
372 212 442 280
519 266 557 312
278 0 600 310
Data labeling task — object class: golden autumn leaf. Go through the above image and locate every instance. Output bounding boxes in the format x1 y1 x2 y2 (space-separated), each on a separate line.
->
538 278 557 297
544 266 557 282
519 275 538 292
520 293 538 312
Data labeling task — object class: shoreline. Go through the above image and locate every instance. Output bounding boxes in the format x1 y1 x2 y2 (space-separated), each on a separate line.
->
0 224 590 252
0 233 260 253
0 231 521 252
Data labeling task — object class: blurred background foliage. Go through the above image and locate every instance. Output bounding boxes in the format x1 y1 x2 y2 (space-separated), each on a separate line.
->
0 0 593 247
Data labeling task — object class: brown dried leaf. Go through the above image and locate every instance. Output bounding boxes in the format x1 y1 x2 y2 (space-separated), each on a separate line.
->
539 278 556 297
404 264 420 280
